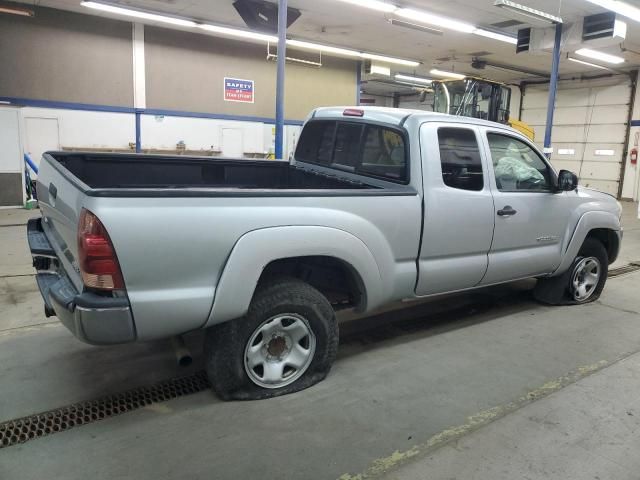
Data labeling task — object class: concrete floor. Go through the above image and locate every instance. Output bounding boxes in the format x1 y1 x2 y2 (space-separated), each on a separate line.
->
0 202 639 480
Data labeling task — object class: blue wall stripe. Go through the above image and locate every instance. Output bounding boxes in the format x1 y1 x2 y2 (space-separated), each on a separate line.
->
0 96 305 126
631 120 640 127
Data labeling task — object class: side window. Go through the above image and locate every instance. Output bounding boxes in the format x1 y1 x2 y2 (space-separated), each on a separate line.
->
359 126 407 181
437 128 484 191
487 133 552 191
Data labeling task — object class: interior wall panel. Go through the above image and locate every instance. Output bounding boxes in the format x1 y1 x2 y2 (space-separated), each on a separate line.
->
0 5 133 106
144 27 357 121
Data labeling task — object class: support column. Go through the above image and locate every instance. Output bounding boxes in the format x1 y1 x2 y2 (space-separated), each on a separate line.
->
543 22 563 159
274 0 287 160
132 22 145 154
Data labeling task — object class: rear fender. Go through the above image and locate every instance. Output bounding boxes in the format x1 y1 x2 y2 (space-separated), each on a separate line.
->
204 226 383 327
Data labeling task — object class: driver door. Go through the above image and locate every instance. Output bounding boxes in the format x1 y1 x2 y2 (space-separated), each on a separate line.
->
480 129 571 285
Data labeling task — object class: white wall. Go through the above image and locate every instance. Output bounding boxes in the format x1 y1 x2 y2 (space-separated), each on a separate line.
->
19 106 302 167
22 107 135 164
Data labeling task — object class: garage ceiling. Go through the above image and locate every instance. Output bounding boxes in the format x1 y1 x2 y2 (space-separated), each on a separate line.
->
12 0 640 85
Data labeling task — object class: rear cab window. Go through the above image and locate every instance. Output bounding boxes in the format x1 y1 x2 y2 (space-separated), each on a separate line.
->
295 120 408 183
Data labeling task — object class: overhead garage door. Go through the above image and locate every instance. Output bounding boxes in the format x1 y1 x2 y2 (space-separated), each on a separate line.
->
521 76 632 196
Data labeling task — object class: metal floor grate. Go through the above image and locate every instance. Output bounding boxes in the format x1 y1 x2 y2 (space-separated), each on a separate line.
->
609 262 640 278
0 371 210 449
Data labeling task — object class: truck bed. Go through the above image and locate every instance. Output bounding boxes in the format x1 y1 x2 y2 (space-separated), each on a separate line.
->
47 152 376 192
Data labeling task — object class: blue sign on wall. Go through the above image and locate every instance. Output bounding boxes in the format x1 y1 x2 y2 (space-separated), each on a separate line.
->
224 77 255 103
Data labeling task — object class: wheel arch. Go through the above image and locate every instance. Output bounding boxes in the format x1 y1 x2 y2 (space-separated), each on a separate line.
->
554 211 621 275
204 226 383 328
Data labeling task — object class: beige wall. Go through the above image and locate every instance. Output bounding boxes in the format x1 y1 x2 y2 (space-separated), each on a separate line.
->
0 4 133 107
145 27 357 120
0 3 357 120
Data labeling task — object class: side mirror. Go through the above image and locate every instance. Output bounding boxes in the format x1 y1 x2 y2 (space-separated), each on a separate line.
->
557 169 578 191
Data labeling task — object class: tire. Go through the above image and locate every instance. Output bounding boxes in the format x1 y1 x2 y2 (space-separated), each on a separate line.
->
533 237 608 305
204 277 338 401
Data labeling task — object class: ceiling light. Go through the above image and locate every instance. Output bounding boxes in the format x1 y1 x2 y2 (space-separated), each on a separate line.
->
473 28 517 44
388 18 443 35
335 0 397 13
430 69 466 79
396 8 476 33
0 5 34 16
199 24 277 42
360 52 419 66
575 48 625 64
81 1 197 27
395 74 432 84
567 56 609 70
82 1 419 66
584 0 640 22
494 0 563 24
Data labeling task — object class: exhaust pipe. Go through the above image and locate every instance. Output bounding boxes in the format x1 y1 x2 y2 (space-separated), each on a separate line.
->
170 336 193 367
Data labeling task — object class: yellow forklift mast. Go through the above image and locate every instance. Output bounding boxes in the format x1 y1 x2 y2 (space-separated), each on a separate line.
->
431 77 535 141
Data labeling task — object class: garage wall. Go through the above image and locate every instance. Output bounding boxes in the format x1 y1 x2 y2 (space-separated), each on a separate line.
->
0 107 24 206
0 5 133 107
145 27 357 120
521 75 632 196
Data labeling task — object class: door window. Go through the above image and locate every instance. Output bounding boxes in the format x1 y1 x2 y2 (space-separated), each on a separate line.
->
487 133 552 191
437 127 484 191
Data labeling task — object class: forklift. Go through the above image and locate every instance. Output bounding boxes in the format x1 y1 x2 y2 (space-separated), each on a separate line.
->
426 77 535 140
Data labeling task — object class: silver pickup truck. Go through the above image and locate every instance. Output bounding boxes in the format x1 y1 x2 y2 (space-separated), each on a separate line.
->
29 106 622 400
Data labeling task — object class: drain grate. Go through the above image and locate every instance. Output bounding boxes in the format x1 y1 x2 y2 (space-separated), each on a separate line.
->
0 371 210 449
609 262 640 278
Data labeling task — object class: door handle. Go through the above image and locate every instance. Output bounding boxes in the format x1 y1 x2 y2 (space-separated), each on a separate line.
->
497 206 517 216
48 183 57 200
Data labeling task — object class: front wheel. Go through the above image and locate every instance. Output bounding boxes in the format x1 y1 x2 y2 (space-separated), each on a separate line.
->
205 278 338 400
534 237 608 305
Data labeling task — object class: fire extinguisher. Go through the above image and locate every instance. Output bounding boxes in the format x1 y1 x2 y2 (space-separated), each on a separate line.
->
631 132 640 166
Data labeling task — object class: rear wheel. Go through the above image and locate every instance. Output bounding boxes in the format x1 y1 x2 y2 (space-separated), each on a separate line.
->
205 278 338 400
534 237 608 305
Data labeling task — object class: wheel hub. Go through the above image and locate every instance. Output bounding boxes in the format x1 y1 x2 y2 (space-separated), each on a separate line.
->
244 314 316 389
571 256 601 302
266 335 289 358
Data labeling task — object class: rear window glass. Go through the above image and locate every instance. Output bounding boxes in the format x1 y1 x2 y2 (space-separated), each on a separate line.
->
295 120 408 183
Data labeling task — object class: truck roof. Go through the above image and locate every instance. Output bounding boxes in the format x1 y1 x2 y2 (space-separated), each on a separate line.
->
311 106 511 130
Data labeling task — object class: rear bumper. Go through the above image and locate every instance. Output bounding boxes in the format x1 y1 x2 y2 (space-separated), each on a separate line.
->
28 218 136 345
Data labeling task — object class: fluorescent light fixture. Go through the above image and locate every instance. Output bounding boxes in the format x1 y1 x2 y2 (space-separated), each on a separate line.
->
360 52 419 66
336 0 397 13
396 8 476 33
595 149 615 156
494 0 563 24
288 40 419 66
0 100 11 105
430 69 466 79
389 18 443 35
575 48 625 64
473 28 517 44
81 1 197 27
81 2 418 66
568 56 609 70
199 24 277 42
370 65 391 76
395 74 432 84
0 5 34 16
585 0 640 23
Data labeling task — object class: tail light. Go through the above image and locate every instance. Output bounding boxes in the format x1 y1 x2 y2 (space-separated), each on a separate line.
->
77 209 125 290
